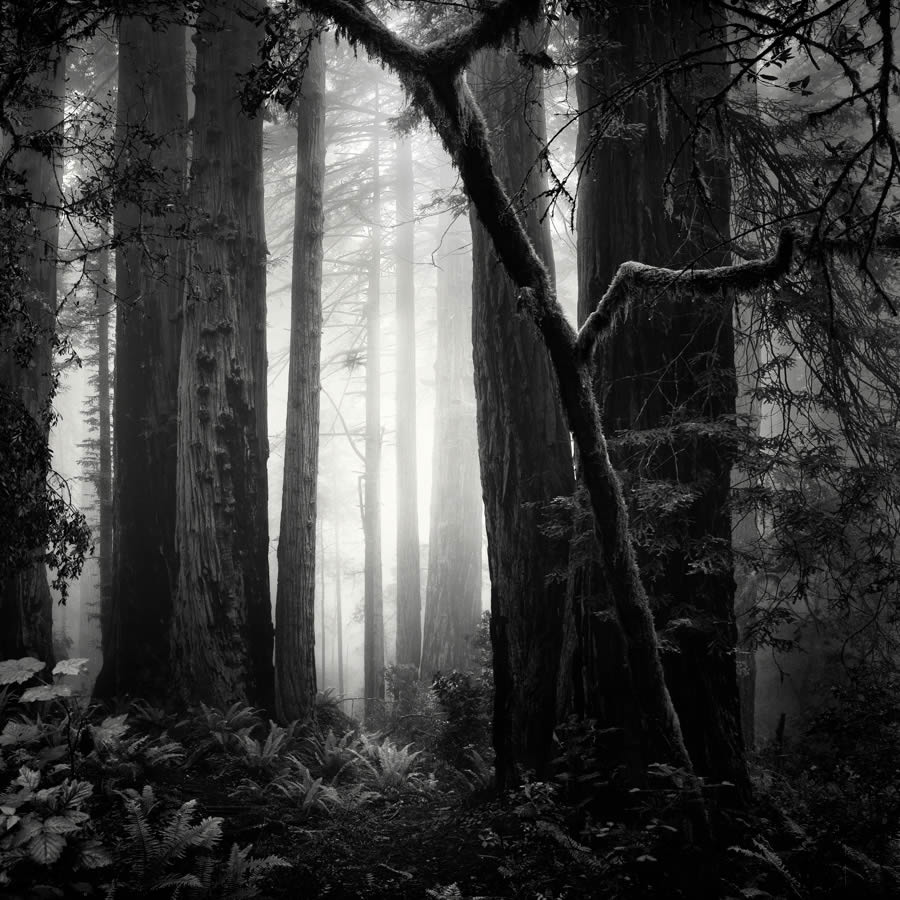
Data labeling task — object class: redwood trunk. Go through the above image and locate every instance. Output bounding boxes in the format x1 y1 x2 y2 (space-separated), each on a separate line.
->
394 134 421 670
469 38 573 784
363 85 385 718
94 15 186 702
0 31 65 666
422 202 482 678
275 28 325 723
577 1 747 795
173 0 274 710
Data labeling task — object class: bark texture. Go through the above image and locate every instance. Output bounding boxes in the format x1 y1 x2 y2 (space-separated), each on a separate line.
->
364 84 385 718
469 35 573 784
275 27 325 723
421 202 482 679
94 16 185 702
0 31 65 666
576 1 748 794
173 0 274 711
394 134 422 670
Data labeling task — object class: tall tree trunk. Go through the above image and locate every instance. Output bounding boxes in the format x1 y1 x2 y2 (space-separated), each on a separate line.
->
421 199 482 678
173 0 274 711
394 134 421 670
576 1 748 796
275 26 325 723
0 25 65 666
94 15 185 702
334 516 344 696
469 36 573 785
364 83 385 719
96 243 113 664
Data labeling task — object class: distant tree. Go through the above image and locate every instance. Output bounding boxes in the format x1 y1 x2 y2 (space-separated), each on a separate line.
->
363 82 385 719
172 0 274 710
469 28 574 784
275 23 326 723
421 192 482 679
393 132 421 671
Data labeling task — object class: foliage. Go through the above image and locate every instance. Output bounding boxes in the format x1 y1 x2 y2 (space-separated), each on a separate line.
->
430 671 492 768
351 736 428 797
758 661 900 865
262 756 340 819
304 728 362 783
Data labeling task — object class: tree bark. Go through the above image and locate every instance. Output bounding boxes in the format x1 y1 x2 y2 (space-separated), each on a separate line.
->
394 134 422 670
173 0 274 711
576 1 749 796
334 516 344 696
94 15 185 703
275 26 325 723
0 25 65 666
469 34 573 784
421 198 482 679
363 82 385 719
96 241 113 662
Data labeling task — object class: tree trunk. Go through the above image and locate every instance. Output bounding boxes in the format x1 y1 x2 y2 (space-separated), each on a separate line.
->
363 82 385 719
421 199 482 678
94 15 185 703
275 26 325 723
576 1 748 796
394 134 421 670
0 28 65 666
173 0 274 711
334 516 344 696
469 35 573 785
96 243 113 667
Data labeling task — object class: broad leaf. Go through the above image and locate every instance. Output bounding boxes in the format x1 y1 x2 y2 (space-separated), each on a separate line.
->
27 829 66 864
51 658 89 677
21 684 72 703
0 658 45 685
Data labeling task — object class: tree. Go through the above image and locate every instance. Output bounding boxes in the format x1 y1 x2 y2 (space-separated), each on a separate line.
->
172 0 274 710
363 81 385 718
0 9 68 664
421 190 482 679
468 31 574 783
275 23 326 723
575 0 748 795
393 132 421 670
93 14 186 702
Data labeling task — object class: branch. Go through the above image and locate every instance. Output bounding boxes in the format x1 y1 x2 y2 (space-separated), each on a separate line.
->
300 0 536 76
575 228 795 362
424 0 541 73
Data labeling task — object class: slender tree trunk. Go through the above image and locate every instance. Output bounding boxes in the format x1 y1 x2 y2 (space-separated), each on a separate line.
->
394 134 421 670
173 0 274 711
335 517 344 696
96 243 113 659
94 15 185 703
0 28 65 666
275 26 325 723
364 83 385 719
469 35 573 785
576 1 748 797
422 198 482 678
319 521 326 688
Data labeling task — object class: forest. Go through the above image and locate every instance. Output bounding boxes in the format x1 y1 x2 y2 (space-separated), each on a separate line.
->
2 0 900 897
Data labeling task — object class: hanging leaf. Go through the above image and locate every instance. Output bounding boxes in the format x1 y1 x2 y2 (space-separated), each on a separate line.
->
27 828 66 864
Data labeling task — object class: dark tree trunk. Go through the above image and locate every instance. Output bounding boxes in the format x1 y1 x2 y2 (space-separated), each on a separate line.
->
0 31 65 666
421 201 482 679
394 134 421 670
576 1 748 796
363 83 385 718
96 243 113 665
94 15 185 703
173 0 274 711
275 27 325 723
469 35 573 785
